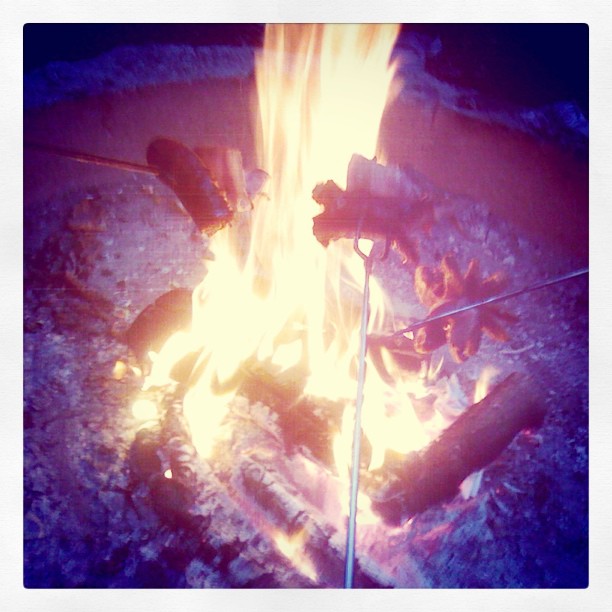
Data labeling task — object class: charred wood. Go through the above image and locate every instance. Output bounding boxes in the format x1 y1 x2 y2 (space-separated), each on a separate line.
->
216 406 395 588
364 372 546 526
238 359 307 408
368 333 424 386
275 395 344 467
238 362 344 467
126 388 318 586
238 454 388 586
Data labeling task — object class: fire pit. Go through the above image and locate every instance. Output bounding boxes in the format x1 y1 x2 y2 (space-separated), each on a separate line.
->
23 24 588 589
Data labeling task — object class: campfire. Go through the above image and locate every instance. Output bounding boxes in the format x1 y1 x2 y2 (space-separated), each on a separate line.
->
24 23 589 589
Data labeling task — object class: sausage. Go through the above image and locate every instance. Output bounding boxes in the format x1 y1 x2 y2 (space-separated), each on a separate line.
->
147 137 233 234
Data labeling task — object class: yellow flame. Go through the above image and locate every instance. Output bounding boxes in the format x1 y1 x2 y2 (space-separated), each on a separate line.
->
273 528 318 582
112 360 127 380
176 24 400 460
474 365 500 403
131 397 158 421
146 25 432 474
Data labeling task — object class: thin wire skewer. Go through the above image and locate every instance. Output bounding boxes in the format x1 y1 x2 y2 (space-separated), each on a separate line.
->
345 264 587 587
25 141 158 175
344 231 388 589
377 267 588 340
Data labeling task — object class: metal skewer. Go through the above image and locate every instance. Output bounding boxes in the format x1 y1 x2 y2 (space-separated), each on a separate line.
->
24 141 158 175
381 267 588 340
344 232 387 589
25 139 234 235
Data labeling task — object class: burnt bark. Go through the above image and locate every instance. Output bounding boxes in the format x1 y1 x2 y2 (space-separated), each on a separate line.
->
364 372 546 525
125 389 320 587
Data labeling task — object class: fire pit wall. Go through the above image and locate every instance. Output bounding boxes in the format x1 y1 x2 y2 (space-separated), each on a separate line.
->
24 28 588 588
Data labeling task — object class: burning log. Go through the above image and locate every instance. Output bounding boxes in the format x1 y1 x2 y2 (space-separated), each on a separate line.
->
126 386 401 586
126 389 321 587
312 154 436 263
364 372 546 526
237 361 344 467
212 397 398 587
238 453 393 587
125 287 193 369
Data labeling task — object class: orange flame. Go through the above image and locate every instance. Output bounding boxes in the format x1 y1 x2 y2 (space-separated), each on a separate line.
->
474 365 500 403
273 528 318 581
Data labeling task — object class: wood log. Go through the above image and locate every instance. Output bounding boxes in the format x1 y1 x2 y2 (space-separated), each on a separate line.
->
126 388 318 587
239 455 393 587
237 360 345 467
126 288 193 366
363 372 546 526
127 387 398 587
203 392 396 586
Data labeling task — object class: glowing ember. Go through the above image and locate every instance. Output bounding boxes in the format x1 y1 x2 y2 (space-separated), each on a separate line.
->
112 359 127 380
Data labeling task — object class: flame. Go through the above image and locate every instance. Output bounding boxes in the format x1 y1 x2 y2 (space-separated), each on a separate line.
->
131 397 158 422
273 528 318 581
474 365 500 403
457 366 500 500
145 25 454 520
145 24 405 459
